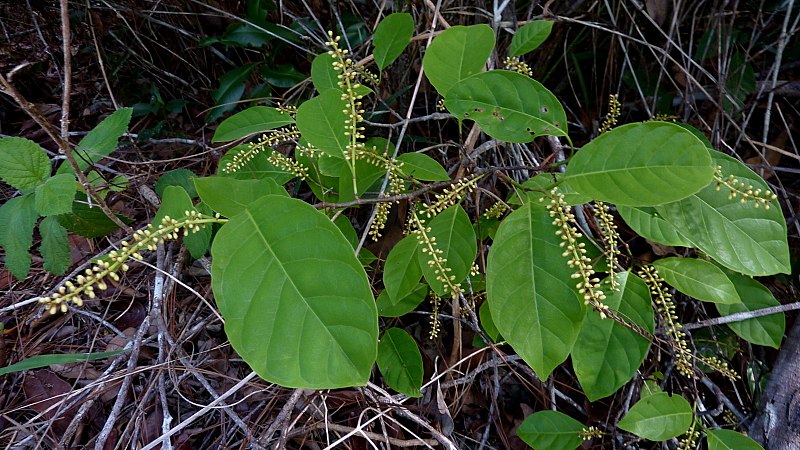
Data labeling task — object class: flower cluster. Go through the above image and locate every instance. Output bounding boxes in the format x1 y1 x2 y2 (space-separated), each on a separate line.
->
39 211 224 315
580 426 603 441
223 125 301 173
545 189 608 316
267 151 309 181
429 292 442 339
594 201 621 291
420 177 479 219
678 419 699 450
410 211 462 301
699 354 739 381
482 201 509 219
714 165 778 209
599 94 621 134
503 57 533 77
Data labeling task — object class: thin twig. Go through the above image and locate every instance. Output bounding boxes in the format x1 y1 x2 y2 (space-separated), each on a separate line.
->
681 301 800 332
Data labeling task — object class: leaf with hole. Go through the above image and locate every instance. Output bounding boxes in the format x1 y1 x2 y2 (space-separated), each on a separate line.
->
445 70 567 142
509 20 554 57
517 410 585 450
716 270 784 348
653 257 740 304
373 13 414 71
618 392 693 441
422 25 495 96
212 106 294 142
377 328 423 397
0 137 50 190
417 205 476 297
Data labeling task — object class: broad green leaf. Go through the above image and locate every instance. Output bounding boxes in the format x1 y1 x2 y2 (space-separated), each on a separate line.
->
153 186 195 231
373 13 414 71
509 20 553 57
377 327 423 397
0 137 50 190
212 106 295 142
0 350 124 376
479 301 501 343
617 205 693 247
58 108 133 175
0 194 39 280
296 150 341 203
211 195 378 388
259 64 306 88
572 272 654 401
618 392 693 441
422 25 495 96
218 145 294 185
656 151 790 276
334 215 359 249
296 89 348 158
194 176 287 218
486 203 584 379
564 122 714 206
706 429 764 450
397 153 449 181
509 173 591 206
185 202 213 259
446 70 567 142
311 52 339 92
384 234 423 304
337 151 387 202
155 169 198 198
40 216 70 275
377 284 428 317
34 173 76 216
207 63 259 123
517 410 584 450
417 205 477 297
653 257 740 304
716 271 784 348
56 200 131 238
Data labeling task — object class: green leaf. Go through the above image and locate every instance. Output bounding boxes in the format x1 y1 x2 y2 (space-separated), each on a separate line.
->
422 25 495 96
397 153 449 181
377 328 423 397
152 185 193 229
417 205 477 297
56 201 131 238
212 106 295 142
0 350 125 377
194 176 287 218
572 272 654 401
706 429 764 450
377 284 428 317
716 271 784 348
218 145 294 185
311 52 340 92
34 173 76 216
59 108 133 175
563 122 715 206
445 70 567 142
296 89 348 158
517 410 584 450
39 216 70 275
617 205 693 247
509 173 592 206
211 195 378 388
155 169 198 199
0 194 39 280
653 257 740 304
384 234 423 304
0 137 50 190
486 203 584 379
509 20 554 57
479 301 501 343
185 202 213 259
259 64 306 88
656 151 790 276
373 13 414 71
333 215 359 249
207 63 259 123
337 150 387 202
618 392 693 441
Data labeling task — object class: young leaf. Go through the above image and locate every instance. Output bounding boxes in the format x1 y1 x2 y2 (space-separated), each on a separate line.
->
377 327 424 397
445 70 568 142
58 108 133 175
397 153 450 181
376 284 428 317
212 106 295 142
0 194 39 280
0 137 50 190
706 429 764 450
617 205 693 247
517 410 585 450
218 145 294 185
617 392 693 441
373 13 414 71
656 151 790 276
716 271 784 348
422 25 495 96
211 195 378 388
509 20 554 57
39 216 70 275
0 350 124 377
486 203 584 379
295 89 348 158
34 173 76 216
652 257 740 304
206 63 259 123
563 122 714 206
572 272 654 401
417 205 477 297
384 234 423 304
194 176 287 218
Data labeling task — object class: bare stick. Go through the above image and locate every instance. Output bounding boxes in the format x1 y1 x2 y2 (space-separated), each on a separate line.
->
59 0 71 141
681 301 800 331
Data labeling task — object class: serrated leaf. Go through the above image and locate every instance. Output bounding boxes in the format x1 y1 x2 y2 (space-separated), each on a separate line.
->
716 271 784 348
377 328 423 397
211 195 377 388
40 216 70 275
56 201 131 238
58 108 133 175
195 176 287 218
417 205 476 297
207 63 259 123
656 151 790 276
617 205 693 247
384 234 423 304
509 20 553 57
653 257 740 304
572 272 654 401
0 350 124 377
0 137 50 190
446 70 567 142
373 13 414 71
34 173 76 216
564 122 714 206
422 25 495 96
397 153 449 181
377 284 428 317
218 145 294 184
486 203 584 379
296 89 348 159
618 392 693 441
0 194 39 280
517 410 584 450
706 429 764 450
155 169 198 199
212 106 295 142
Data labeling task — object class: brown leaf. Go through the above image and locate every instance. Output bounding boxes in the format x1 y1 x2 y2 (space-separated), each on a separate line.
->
22 369 74 435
